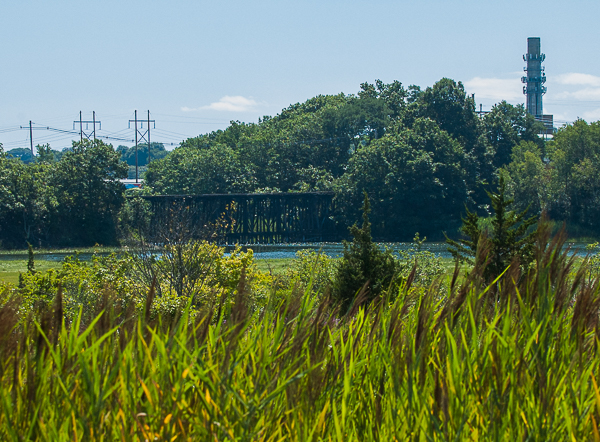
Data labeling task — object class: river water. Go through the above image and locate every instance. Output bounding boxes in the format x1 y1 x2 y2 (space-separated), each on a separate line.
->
0 242 594 262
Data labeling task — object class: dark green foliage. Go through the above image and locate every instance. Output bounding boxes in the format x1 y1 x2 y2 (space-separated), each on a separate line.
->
415 78 494 202
483 101 545 168
339 117 469 239
502 141 548 215
501 119 600 235
12 78 600 245
0 147 52 247
118 194 153 240
0 139 127 248
446 209 481 264
144 143 254 194
333 194 399 311
5 148 35 164
47 139 128 246
447 175 538 281
36 143 63 163
6 145 63 164
143 78 498 239
116 143 168 167
546 119 600 232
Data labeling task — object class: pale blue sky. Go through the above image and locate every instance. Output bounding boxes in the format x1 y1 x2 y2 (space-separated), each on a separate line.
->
1 0 599 151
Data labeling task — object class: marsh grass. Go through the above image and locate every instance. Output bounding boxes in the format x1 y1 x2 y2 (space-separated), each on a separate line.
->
255 258 290 275
0 246 124 256
1 226 600 440
0 260 63 285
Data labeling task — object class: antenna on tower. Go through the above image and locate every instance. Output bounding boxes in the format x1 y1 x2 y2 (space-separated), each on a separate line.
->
521 37 553 136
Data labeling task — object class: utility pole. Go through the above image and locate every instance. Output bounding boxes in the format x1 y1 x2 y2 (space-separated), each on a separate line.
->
128 110 155 183
73 111 101 141
134 110 138 183
147 110 151 164
29 121 33 156
19 121 48 156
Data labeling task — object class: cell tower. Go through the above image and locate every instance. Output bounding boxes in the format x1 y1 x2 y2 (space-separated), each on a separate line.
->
521 37 553 134
522 37 546 117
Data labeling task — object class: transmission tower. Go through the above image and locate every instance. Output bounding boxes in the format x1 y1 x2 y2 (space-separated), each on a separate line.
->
128 110 155 183
73 111 101 141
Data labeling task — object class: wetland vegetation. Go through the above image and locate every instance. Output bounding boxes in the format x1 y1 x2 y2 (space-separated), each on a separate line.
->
2 217 600 439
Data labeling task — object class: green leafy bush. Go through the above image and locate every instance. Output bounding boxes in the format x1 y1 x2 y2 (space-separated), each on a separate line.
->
284 249 336 296
129 241 264 319
447 175 538 281
395 233 444 288
14 253 143 326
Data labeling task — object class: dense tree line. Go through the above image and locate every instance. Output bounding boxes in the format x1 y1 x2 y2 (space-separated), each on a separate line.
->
0 139 127 247
2 77 600 247
503 119 600 236
145 78 547 239
116 143 169 180
116 143 168 167
6 144 64 163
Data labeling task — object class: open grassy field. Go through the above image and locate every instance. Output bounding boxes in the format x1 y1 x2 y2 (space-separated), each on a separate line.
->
0 253 459 286
0 246 123 256
0 259 63 285
0 256 293 285
254 258 291 275
0 247 123 285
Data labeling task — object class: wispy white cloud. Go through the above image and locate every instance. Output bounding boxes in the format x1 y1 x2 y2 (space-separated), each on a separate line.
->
182 96 261 113
555 73 600 87
463 77 523 102
553 87 600 101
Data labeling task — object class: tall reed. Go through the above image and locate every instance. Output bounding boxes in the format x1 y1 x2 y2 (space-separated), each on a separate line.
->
1 226 600 440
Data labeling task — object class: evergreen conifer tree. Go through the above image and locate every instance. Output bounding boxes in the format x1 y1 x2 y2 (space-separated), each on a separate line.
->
333 193 399 312
27 242 36 274
447 175 538 280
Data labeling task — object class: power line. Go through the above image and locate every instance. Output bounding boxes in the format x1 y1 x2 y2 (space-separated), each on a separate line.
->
0 127 22 134
28 124 135 143
152 112 229 122
153 127 195 138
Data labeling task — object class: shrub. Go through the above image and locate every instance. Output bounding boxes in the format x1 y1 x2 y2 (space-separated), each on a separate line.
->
2 228 600 440
396 233 444 288
15 253 143 326
129 241 263 319
332 194 400 312
284 249 337 296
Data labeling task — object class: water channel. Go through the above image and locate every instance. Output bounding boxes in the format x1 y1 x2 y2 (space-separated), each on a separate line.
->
0 242 595 262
